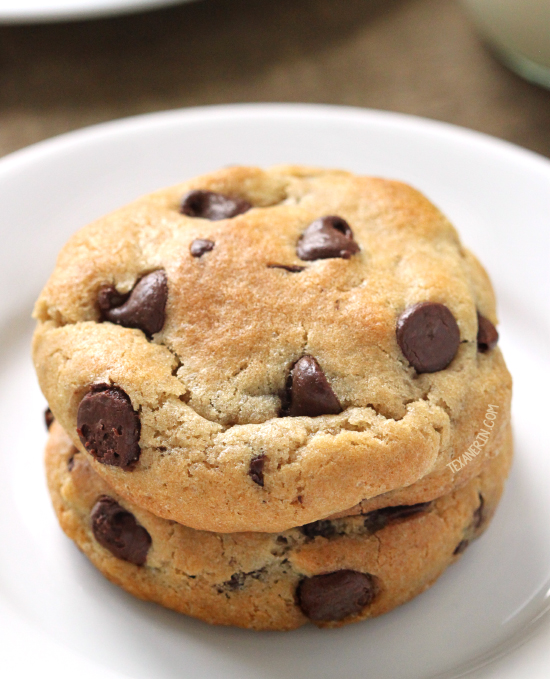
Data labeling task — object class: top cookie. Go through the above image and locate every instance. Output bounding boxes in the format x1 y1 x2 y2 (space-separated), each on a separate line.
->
32 165 511 532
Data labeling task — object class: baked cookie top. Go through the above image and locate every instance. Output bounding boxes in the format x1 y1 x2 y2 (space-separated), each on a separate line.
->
33 165 511 532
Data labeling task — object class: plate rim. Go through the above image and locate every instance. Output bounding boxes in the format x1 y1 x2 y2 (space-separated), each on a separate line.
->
1 102 550 679
1 103 550 181
0 0 194 24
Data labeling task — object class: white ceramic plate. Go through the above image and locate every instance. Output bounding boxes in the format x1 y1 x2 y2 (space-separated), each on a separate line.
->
0 0 194 24
0 104 549 679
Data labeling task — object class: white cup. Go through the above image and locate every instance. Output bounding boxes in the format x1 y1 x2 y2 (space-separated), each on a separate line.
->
463 0 550 88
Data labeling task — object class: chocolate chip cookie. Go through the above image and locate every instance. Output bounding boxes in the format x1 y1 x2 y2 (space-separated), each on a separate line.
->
46 420 512 630
33 165 512 532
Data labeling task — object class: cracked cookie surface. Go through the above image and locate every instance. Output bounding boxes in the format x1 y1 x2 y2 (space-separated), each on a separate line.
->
46 421 512 630
33 165 512 532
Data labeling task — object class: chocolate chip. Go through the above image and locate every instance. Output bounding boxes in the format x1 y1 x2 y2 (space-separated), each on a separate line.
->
77 384 141 469
190 238 215 257
472 494 485 530
222 569 264 592
284 355 342 418
249 454 266 487
225 573 246 590
477 313 499 352
297 216 360 261
44 407 54 430
180 190 251 220
396 302 460 373
267 264 306 273
297 570 376 622
363 502 432 533
91 496 151 566
99 270 168 338
300 520 337 539
453 539 469 555
97 286 129 311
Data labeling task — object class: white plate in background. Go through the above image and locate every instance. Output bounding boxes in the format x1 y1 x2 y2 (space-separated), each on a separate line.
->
0 104 549 678
0 0 194 24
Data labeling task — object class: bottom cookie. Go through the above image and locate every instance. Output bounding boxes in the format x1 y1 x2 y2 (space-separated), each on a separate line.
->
46 421 512 630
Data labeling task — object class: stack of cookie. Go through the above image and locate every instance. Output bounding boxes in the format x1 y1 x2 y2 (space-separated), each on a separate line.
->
34 166 512 630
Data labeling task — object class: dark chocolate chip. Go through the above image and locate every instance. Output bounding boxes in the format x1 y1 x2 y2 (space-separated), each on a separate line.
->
396 302 460 373
363 502 432 533
284 355 342 418
300 520 337 539
454 539 469 555
472 494 485 530
225 573 246 590
297 570 376 622
190 238 215 257
249 454 266 487
477 313 499 352
91 495 151 566
222 569 264 591
44 407 54 430
77 384 141 469
180 190 251 221
99 270 168 338
97 286 129 311
267 264 306 273
297 216 360 261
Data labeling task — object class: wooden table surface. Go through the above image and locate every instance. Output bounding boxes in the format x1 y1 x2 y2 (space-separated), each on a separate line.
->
1 0 549 160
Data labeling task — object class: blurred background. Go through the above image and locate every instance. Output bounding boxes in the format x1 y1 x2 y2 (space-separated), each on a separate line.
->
1 0 549 159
